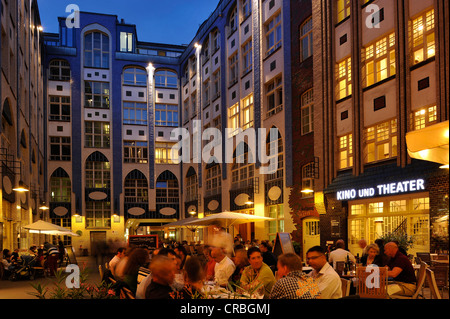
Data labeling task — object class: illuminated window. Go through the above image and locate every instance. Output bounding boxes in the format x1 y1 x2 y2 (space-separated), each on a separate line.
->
301 162 315 197
228 103 240 137
336 57 352 100
411 9 435 65
120 32 133 52
84 81 110 108
413 197 429 211
390 200 407 213
337 0 350 23
206 164 222 197
84 121 110 148
339 133 353 169
369 202 384 214
364 33 396 87
411 105 437 130
155 142 178 164
242 94 254 130
351 204 365 215
185 172 198 202
85 158 110 189
266 75 283 117
50 176 71 202
124 174 148 203
268 205 284 241
365 119 397 163
124 141 148 164
86 202 111 228
301 89 314 135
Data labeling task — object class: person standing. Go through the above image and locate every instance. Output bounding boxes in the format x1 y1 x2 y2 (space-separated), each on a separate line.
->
43 242 59 276
109 247 126 278
306 246 342 299
328 239 356 269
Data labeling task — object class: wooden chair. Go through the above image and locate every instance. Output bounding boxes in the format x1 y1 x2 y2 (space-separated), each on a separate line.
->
416 252 431 264
425 268 442 299
120 287 136 299
356 266 388 299
430 264 449 297
335 261 345 276
390 261 428 299
341 278 351 297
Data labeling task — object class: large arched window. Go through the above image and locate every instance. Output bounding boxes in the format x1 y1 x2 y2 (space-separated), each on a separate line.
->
84 31 109 68
85 152 110 189
50 168 71 202
123 67 147 86
228 5 238 35
155 69 177 88
265 127 283 181
124 170 148 204
156 171 179 205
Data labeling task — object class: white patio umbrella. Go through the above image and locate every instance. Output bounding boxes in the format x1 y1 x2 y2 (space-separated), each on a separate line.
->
23 220 79 244
183 211 275 229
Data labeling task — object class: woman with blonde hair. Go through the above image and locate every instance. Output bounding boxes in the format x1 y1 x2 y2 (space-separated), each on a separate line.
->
360 243 384 266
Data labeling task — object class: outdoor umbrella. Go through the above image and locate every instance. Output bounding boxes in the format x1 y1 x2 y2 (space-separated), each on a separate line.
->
183 211 275 229
23 220 80 244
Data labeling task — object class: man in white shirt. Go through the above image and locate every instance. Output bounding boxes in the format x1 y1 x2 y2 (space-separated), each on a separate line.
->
328 239 356 269
109 247 126 277
211 247 236 287
306 246 342 299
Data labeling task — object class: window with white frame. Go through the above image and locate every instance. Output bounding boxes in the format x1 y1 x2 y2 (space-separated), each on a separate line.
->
50 176 71 202
85 159 110 189
242 94 254 130
155 142 178 164
364 119 397 163
228 103 240 137
124 176 148 203
336 57 352 100
268 205 284 242
266 75 283 117
206 164 221 196
124 141 148 164
50 136 71 161
123 67 147 86
301 89 314 135
339 133 353 169
242 40 253 74
212 70 221 100
185 173 198 202
84 31 109 68
203 80 210 106
212 29 220 53
86 201 111 228
49 96 70 121
300 17 313 61
155 70 177 88
155 104 178 127
337 0 350 23
156 178 179 204
123 102 147 125
411 105 437 131
242 0 251 20
229 53 238 86
49 59 70 81
265 129 283 181
84 81 110 108
411 9 435 65
265 12 282 56
364 33 396 87
85 121 110 148
120 32 133 52
232 143 255 190
228 6 238 35
301 162 315 197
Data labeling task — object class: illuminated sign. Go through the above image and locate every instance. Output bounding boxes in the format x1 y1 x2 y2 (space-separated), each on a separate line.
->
336 179 425 201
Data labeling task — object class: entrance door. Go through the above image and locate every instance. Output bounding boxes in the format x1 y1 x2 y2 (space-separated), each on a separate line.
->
90 231 107 256
303 218 320 260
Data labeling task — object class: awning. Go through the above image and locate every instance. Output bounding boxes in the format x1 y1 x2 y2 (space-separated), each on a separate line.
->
406 120 449 166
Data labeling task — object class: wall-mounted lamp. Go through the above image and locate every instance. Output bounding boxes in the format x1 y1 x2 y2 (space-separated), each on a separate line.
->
301 188 314 194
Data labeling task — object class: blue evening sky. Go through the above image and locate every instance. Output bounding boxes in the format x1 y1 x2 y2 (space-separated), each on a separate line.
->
37 0 220 45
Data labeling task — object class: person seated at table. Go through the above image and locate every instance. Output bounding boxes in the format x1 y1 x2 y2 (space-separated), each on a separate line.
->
384 242 417 297
177 256 205 299
109 247 126 278
230 249 250 286
211 247 235 287
145 255 177 299
360 243 384 266
2 249 14 274
136 248 178 299
174 245 190 270
270 253 321 299
328 239 356 269
306 246 342 299
120 248 150 294
203 245 216 281
259 241 277 271
240 247 276 299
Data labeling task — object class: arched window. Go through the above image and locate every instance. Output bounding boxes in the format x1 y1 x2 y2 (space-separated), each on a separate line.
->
231 142 255 189
156 171 179 204
155 69 177 88
84 31 109 68
185 167 198 202
124 170 148 204
123 67 147 86
242 0 251 19
85 152 110 189
50 168 71 202
49 59 71 81
228 5 238 35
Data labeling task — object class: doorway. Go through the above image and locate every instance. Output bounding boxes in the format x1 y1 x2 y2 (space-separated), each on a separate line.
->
302 217 320 260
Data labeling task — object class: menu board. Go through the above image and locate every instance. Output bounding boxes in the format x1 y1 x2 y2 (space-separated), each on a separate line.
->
273 232 295 257
65 246 78 265
128 235 158 250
